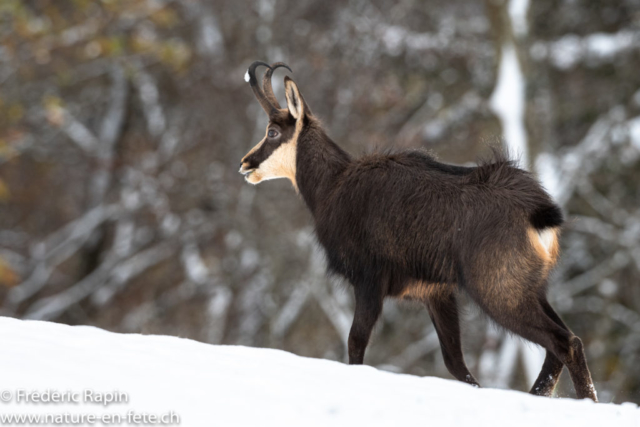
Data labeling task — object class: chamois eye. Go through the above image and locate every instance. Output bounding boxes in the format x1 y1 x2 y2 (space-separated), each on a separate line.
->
268 129 279 138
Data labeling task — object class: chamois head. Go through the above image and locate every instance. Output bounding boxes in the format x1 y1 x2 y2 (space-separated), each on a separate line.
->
239 61 310 188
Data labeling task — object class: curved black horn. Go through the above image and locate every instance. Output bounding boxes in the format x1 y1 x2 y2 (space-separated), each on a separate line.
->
246 61 276 115
262 62 293 109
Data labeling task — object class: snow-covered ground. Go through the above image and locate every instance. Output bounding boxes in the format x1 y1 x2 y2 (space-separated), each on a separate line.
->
0 317 638 427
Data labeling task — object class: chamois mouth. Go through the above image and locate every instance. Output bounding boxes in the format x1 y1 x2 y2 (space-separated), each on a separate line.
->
239 166 255 177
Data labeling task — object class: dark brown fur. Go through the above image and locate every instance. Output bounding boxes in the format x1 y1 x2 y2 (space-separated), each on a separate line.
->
240 62 597 401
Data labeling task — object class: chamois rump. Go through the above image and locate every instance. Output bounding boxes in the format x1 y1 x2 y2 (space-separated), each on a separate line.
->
238 61 597 401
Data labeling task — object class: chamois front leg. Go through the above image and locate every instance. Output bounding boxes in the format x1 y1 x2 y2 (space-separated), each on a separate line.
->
348 286 383 365
424 288 480 387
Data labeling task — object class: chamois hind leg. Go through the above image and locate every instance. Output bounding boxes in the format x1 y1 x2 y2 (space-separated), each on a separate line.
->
464 280 597 401
529 299 570 397
348 284 383 365
422 286 480 386
530 350 564 397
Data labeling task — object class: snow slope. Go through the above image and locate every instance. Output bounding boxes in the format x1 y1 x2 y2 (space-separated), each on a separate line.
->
0 317 638 427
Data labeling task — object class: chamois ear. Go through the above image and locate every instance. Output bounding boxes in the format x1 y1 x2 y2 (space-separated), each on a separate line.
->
284 76 305 120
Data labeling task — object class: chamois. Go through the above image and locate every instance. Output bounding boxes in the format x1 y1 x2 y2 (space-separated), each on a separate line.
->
239 61 597 401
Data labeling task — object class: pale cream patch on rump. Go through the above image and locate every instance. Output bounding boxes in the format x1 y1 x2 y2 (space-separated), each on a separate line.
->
528 227 560 267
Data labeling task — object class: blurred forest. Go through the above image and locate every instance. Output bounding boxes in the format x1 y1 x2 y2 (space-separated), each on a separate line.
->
1 0 640 404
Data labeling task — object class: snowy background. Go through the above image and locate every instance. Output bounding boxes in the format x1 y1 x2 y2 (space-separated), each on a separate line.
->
1 0 640 406
1 317 639 427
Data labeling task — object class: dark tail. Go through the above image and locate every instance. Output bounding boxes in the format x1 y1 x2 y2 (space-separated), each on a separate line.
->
530 204 564 230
